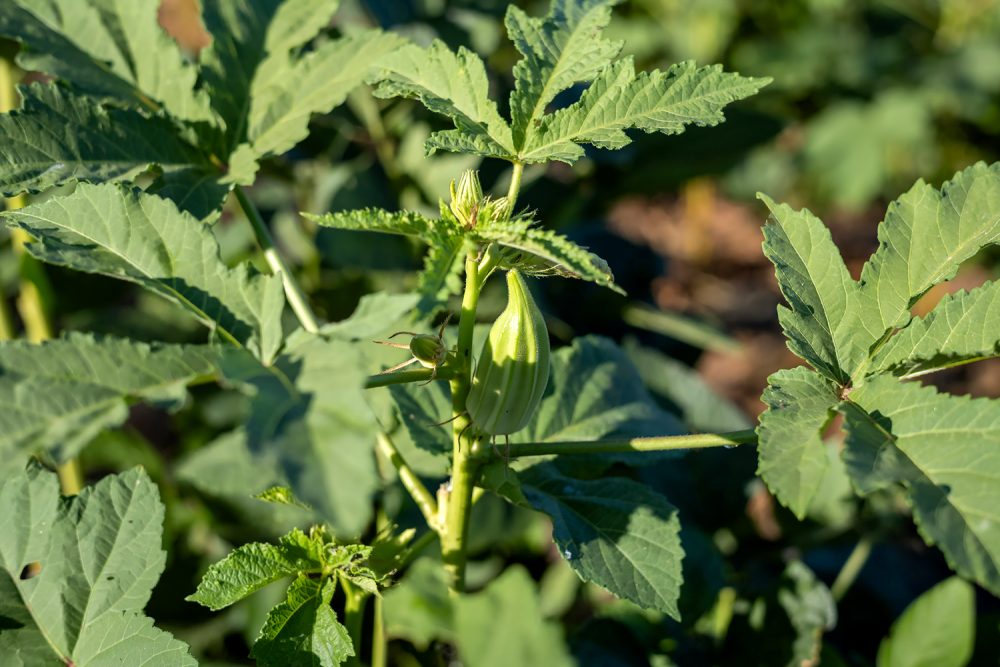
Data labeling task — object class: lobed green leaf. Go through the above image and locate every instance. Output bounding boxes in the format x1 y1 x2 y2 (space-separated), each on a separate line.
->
876 577 975 667
251 576 353 667
1 183 285 362
756 367 839 519
872 279 1000 378
0 334 218 468
506 0 622 150
0 464 195 666
220 331 379 536
0 84 209 198
522 59 769 164
840 376 1000 595
370 41 515 160
501 461 685 619
0 0 213 123
186 529 325 611
855 161 1000 352
760 193 861 383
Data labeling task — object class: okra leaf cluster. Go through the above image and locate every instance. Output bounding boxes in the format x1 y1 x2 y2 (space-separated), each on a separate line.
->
371 0 769 164
187 524 390 667
757 161 1000 595
0 0 400 218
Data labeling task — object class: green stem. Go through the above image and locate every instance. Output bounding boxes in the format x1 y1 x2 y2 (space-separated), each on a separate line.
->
440 255 484 594
371 594 386 667
364 367 455 388
233 186 320 334
348 89 400 183
469 429 758 459
341 577 367 667
375 432 439 530
57 460 85 496
506 161 524 210
0 294 14 340
398 529 440 570
831 537 873 602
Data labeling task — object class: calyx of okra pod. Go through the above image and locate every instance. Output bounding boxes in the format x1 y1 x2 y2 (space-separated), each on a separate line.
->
449 170 511 228
467 269 551 436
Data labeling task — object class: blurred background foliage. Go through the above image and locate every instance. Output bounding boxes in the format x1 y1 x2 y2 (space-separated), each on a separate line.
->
3 0 1000 665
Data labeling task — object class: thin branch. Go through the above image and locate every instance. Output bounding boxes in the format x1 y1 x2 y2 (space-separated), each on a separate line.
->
469 429 758 459
506 161 524 210
375 432 440 531
365 367 455 388
831 537 873 601
234 186 321 334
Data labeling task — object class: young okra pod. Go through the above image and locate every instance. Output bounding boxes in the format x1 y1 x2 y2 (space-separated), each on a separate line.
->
467 269 550 435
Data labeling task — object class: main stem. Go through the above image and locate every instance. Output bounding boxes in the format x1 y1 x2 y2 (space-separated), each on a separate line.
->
440 255 483 593
233 186 320 334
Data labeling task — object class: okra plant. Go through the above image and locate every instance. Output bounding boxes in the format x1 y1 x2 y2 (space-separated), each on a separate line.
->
0 0 998 665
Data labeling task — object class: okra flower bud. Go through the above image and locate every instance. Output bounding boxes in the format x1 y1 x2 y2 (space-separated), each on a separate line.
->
467 270 550 435
449 170 483 227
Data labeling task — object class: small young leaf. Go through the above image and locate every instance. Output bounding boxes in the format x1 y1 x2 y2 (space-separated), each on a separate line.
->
760 194 861 383
477 221 622 293
370 41 516 160
1 183 285 362
251 576 353 667
310 207 470 311
187 529 325 611
308 207 442 239
756 367 839 519
506 0 623 149
0 334 218 466
876 577 975 667
0 464 196 666
840 376 1000 595
780 561 837 667
257 486 313 510
505 461 684 619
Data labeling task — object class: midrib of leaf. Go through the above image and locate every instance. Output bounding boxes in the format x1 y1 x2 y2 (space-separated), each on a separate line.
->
12 209 244 348
7 572 70 662
73 490 155 643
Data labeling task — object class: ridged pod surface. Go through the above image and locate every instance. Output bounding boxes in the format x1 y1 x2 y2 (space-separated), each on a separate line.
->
467 270 550 435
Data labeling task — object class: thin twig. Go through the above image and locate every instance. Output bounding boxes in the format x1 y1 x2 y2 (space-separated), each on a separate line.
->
375 432 439 531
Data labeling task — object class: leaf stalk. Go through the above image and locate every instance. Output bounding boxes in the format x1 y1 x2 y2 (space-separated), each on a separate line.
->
468 429 758 459
234 186 321 334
